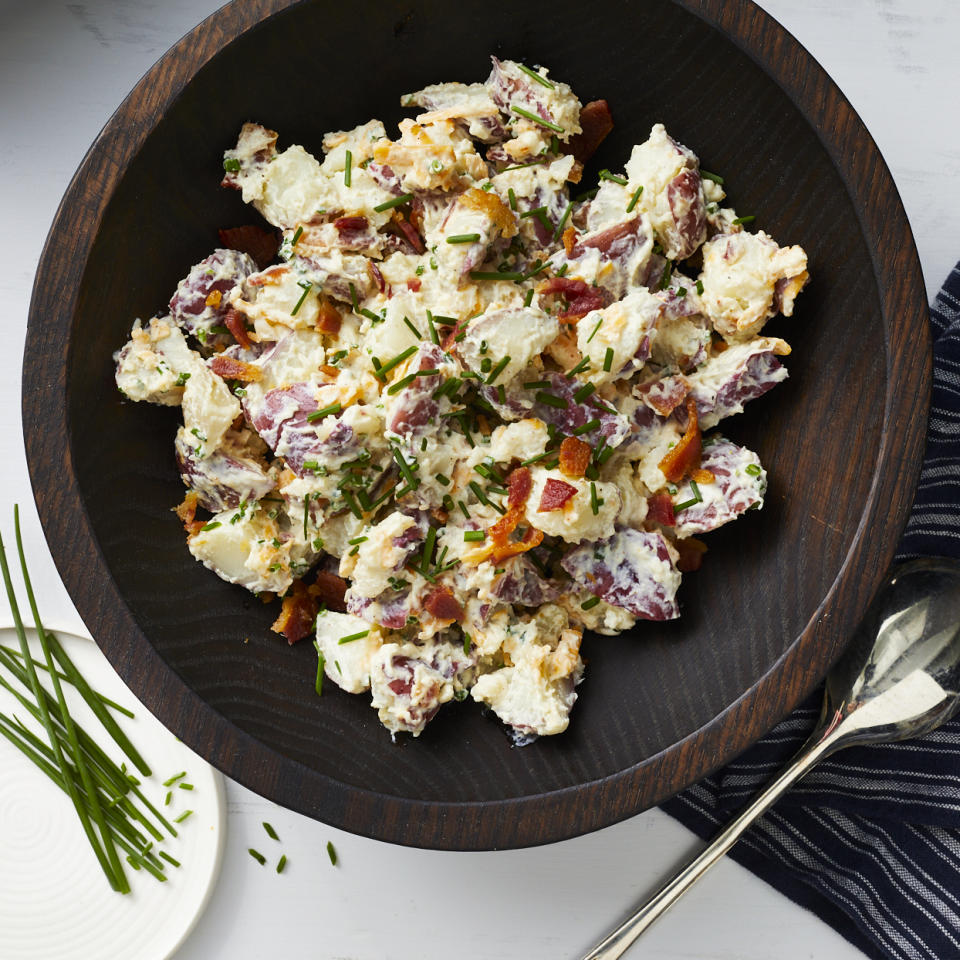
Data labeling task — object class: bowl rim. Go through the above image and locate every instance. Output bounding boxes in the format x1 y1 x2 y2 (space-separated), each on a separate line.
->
22 0 931 849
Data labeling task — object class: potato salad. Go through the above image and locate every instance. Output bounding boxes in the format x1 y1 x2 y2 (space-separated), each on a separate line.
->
114 57 808 742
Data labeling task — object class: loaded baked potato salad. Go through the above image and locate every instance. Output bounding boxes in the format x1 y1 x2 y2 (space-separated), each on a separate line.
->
114 58 807 742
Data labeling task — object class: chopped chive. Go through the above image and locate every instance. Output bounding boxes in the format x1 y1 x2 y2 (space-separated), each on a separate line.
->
523 288 534 307
573 419 601 436
291 280 312 316
519 206 548 219
535 391 568 409
200 521 221 532
689 479 703 503
520 448 557 466
567 357 590 377
263 822 280 841
338 630 370 645
375 345 418 380
511 104 563 133
700 170 724 184
696 279 704 296
343 150 352 187
745 463 762 476
387 373 417 395
446 233 481 244
470 271 525 281
415 369 440 378
174 810 193 824
677 286 687 297
500 160 545 172
426 311 439 345
248 848 266 866
586 317 603 343
359 306 381 323
291 225 303 245
403 316 422 340
508 187 517 211
463 632 472 655
463 530 486 542
573 382 596 404
485 356 511 385
163 771 187 787
276 855 287 874
420 526 437 574
347 535 368 545
590 481 602 515
575 187 599 202
581 595 601 610
306 402 342 422
732 215 755 225
603 347 614 372
326 841 338 866
164 791 172 806
517 62 554 88
660 261 673 290
553 202 573 240
179 783 194 791
435 473 450 486
468 481 491 506
313 642 325 696
159 851 180 868
340 490 363 519
223 157 240 172
598 169 628 186
374 193 414 212
625 185 643 213
523 380 550 390
674 497 700 512
392 447 419 491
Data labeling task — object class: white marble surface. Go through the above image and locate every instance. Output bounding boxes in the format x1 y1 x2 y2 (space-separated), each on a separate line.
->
2 1 958 957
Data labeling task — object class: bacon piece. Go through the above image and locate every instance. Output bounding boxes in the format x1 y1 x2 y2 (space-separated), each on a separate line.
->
423 585 464 623
692 468 715 484
658 396 701 483
218 225 280 270
538 478 577 512
205 290 222 309
313 570 348 613
646 492 676 528
271 580 320 645
209 355 262 382
537 276 608 321
559 436 591 479
407 278 422 292
174 490 204 538
506 466 533 510
567 100 614 165
394 212 425 254
315 296 342 334
562 226 578 257
675 537 707 573
223 307 252 348
471 467 544 564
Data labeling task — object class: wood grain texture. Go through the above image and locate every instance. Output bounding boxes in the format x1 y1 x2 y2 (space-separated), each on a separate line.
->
21 0 930 849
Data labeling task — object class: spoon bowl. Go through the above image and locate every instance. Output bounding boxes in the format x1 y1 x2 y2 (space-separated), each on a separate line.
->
582 557 960 960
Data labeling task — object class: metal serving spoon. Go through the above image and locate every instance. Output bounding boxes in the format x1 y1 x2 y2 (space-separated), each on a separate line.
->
582 557 960 960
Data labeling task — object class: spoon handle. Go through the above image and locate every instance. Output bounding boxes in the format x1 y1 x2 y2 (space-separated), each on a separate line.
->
580 730 836 960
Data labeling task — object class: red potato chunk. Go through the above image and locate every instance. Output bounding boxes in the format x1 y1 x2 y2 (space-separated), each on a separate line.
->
562 528 681 621
672 439 767 537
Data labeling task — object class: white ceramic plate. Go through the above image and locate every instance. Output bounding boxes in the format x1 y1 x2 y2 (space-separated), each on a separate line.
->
0 624 226 960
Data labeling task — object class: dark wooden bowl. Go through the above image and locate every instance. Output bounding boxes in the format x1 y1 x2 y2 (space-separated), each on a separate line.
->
23 0 929 849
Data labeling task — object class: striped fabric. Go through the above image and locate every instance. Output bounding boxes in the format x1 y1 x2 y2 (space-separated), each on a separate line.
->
662 264 960 960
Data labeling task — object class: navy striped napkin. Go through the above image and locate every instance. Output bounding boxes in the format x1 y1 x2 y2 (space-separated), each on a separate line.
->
662 263 960 960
